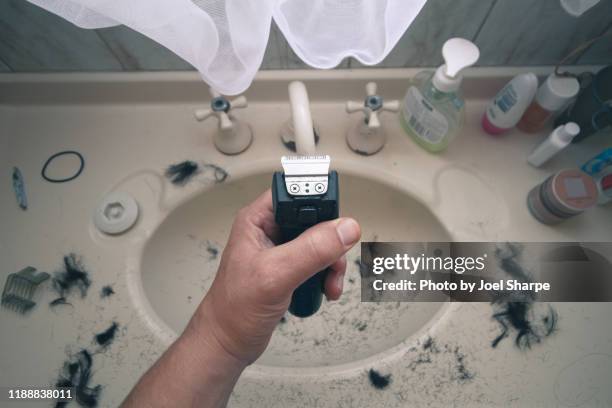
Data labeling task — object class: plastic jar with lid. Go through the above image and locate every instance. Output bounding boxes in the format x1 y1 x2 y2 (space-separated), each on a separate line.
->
518 74 580 134
527 168 598 224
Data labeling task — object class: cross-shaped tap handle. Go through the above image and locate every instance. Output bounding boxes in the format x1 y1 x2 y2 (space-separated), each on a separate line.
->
346 82 399 129
194 87 248 131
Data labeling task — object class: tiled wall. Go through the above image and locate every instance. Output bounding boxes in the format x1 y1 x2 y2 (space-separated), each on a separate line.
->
0 0 611 73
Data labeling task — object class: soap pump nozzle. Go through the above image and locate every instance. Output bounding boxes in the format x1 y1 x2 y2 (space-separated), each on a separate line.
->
432 38 480 93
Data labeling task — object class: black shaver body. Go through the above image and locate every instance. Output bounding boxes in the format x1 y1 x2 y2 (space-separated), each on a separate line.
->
272 170 339 317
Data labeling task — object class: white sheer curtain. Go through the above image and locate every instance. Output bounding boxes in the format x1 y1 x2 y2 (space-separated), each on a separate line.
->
27 0 427 94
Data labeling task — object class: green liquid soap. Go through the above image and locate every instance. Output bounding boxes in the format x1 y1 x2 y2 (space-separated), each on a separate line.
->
399 38 479 153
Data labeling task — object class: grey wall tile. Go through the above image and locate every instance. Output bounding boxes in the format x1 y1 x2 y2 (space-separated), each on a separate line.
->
96 26 193 71
0 59 10 72
261 23 292 70
361 0 496 68
1 0 610 72
260 22 347 70
0 0 122 71
475 0 612 66
577 21 612 65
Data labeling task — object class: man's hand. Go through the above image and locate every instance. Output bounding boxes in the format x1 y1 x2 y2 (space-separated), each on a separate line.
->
123 189 360 408
186 189 361 365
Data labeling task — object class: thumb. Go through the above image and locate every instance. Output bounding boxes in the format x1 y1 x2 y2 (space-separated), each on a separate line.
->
266 218 361 293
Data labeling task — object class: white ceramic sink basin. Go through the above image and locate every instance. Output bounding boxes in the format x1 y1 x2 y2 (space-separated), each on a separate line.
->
3 69 612 406
141 170 450 368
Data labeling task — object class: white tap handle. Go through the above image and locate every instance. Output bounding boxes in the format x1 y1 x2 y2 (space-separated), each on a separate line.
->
346 82 397 128
218 112 233 130
194 108 214 122
194 88 252 155
382 100 400 112
195 91 249 131
368 111 381 129
366 82 377 97
346 81 392 155
194 108 233 131
230 95 248 109
346 100 365 114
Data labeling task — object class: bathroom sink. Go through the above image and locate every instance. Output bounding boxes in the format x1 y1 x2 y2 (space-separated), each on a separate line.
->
4 69 612 406
141 170 450 368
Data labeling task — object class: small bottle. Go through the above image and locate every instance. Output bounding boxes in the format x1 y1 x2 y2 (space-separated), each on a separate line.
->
596 169 612 205
400 38 480 153
581 148 612 176
527 122 580 167
517 73 579 133
482 73 538 135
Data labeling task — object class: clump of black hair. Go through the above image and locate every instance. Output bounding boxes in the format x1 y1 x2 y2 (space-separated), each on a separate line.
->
368 369 391 390
49 297 71 308
165 161 200 185
51 254 91 302
206 242 219 260
495 243 533 282
354 321 368 332
201 164 229 183
95 322 119 348
491 302 558 349
407 336 439 371
423 336 437 352
164 161 228 185
100 285 114 298
541 307 558 336
354 258 368 278
408 353 432 370
55 349 101 408
453 348 474 382
491 243 558 349
406 337 476 385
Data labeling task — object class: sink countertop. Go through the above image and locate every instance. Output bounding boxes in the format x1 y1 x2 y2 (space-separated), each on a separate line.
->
0 68 611 407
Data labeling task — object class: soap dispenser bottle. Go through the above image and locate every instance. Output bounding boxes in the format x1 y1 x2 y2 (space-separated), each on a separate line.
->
400 38 480 153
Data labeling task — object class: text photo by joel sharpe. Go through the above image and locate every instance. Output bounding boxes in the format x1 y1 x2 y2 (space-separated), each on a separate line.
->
360 242 612 303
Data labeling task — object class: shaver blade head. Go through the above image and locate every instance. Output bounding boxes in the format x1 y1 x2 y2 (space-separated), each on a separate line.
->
281 155 330 197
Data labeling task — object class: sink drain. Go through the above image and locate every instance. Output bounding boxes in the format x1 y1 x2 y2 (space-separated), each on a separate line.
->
94 192 139 235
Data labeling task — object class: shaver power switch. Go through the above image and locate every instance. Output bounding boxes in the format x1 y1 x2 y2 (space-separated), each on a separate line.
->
297 206 318 224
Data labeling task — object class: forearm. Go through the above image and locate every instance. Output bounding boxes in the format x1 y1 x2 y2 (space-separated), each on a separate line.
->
122 323 246 408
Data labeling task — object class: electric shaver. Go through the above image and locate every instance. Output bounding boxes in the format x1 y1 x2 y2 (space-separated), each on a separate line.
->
272 155 339 317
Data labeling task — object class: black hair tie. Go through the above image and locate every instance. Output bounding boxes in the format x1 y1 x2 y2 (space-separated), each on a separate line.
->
41 150 85 183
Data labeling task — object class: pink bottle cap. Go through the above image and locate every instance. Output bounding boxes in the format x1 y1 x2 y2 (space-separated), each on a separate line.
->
481 112 508 136
602 174 612 191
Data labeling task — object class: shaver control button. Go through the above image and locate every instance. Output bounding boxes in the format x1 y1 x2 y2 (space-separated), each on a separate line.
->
297 206 318 224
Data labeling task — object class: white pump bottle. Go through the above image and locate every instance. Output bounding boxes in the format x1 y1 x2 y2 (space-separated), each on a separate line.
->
400 38 480 153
